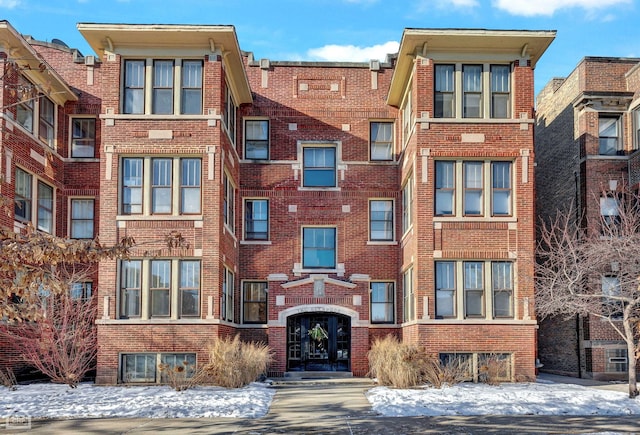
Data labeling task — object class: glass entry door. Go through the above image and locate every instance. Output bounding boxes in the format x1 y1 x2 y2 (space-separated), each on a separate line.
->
287 313 350 372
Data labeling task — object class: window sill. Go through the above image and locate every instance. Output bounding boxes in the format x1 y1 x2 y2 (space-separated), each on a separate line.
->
367 240 398 246
240 240 272 245
67 157 100 163
97 318 218 325
100 113 220 121
297 186 341 192
116 215 203 221
433 216 517 223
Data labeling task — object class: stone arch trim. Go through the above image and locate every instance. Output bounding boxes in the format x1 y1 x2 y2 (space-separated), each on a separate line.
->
273 304 364 327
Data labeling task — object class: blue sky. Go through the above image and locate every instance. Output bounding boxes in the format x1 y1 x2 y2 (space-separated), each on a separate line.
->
1 0 638 96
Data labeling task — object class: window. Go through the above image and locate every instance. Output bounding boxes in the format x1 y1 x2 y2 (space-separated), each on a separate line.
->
122 158 143 215
123 59 203 115
179 260 200 317
303 147 336 187
439 353 473 380
402 267 414 322
370 122 393 161
463 162 483 216
152 60 174 114
36 181 53 233
222 82 236 144
119 259 200 319
70 282 92 300
605 349 628 373
221 267 234 322
478 353 512 382
39 97 55 147
152 159 172 214
492 262 513 318
601 275 622 318
181 61 203 115
244 199 268 240
121 353 196 383
120 157 201 216
303 227 336 269
71 118 96 158
14 168 32 222
16 79 34 132
435 161 455 216
402 85 413 143
124 60 145 114
491 65 510 118
245 120 269 159
435 64 455 118
599 116 621 155
463 65 482 118
370 199 393 241
223 172 235 231
633 108 640 150
180 159 201 214
600 196 621 232
242 281 267 324
70 199 94 239
436 261 456 318
150 260 171 317
402 175 413 234
491 162 512 216
464 262 484 317
120 260 142 318
371 282 394 323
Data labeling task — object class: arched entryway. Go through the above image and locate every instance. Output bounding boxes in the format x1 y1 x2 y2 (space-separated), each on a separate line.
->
286 313 351 372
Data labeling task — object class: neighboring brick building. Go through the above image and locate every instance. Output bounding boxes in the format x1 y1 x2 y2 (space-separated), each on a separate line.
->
1 20 555 383
536 57 640 380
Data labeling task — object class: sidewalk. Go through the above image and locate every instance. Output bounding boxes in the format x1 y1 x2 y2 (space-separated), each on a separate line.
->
537 372 634 393
23 375 640 434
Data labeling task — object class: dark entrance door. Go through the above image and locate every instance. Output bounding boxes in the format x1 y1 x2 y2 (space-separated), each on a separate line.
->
286 313 350 372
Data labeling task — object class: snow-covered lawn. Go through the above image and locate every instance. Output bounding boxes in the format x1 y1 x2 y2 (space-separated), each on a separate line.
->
1 378 639 420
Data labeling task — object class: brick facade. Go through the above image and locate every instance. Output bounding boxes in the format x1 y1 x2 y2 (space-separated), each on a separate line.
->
536 57 640 380
0 21 555 384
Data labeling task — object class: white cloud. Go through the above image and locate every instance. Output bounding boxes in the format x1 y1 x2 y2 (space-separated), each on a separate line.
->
0 0 20 8
493 0 631 16
307 41 400 62
449 0 479 7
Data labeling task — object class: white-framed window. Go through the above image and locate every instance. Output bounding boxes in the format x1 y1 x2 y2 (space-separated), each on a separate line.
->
303 146 336 188
222 81 236 145
70 198 94 239
371 281 394 324
14 168 55 233
402 174 413 234
120 157 201 216
435 160 513 217
464 261 484 318
38 96 55 147
16 76 34 132
119 258 200 319
401 85 413 145
633 107 640 151
369 199 394 241
122 59 203 115
402 267 415 322
439 352 512 383
244 119 269 160
605 348 628 373
121 353 196 383
599 115 621 155
434 63 512 120
70 282 93 300
436 261 514 319
370 121 394 161
600 196 621 232
601 275 623 318
244 198 268 241
223 171 236 232
221 266 235 322
302 227 336 269
242 281 267 324
71 118 96 158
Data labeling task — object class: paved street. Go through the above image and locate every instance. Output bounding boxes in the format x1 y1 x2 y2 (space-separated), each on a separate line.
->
17 376 640 434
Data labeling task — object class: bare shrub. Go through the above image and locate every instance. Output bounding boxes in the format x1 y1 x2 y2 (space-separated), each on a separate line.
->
424 355 471 388
478 354 510 385
158 358 202 391
0 293 97 388
200 335 272 388
0 367 17 390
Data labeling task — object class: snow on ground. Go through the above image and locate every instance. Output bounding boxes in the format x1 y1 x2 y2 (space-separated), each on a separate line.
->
0 382 274 419
1 378 639 420
366 381 640 417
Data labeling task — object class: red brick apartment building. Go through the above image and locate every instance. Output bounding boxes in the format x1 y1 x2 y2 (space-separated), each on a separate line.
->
0 20 555 383
536 57 640 380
